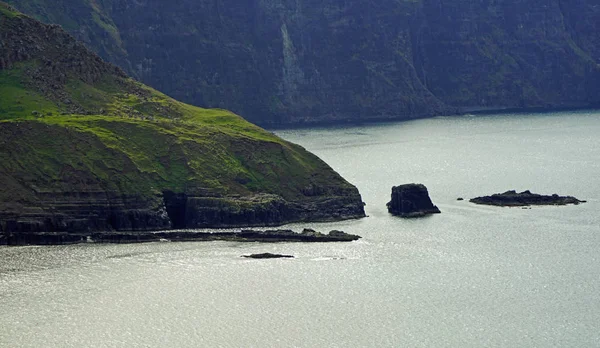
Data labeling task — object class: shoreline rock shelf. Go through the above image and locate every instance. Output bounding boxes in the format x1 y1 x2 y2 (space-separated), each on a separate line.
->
469 190 586 207
387 183 441 217
0 228 361 246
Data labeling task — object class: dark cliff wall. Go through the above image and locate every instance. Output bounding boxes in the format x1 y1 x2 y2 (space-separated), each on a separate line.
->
416 0 600 110
8 0 600 126
103 0 452 124
560 0 600 66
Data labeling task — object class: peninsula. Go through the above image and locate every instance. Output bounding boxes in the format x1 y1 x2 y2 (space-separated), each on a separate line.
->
0 3 365 238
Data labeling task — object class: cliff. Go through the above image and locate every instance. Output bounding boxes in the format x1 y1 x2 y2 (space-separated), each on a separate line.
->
0 3 365 234
6 0 600 126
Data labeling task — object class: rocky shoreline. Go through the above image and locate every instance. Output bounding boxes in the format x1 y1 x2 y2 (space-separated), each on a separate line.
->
469 190 586 207
0 228 361 246
0 190 365 235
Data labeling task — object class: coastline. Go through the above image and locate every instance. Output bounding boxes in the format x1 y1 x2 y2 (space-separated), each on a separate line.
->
264 106 600 131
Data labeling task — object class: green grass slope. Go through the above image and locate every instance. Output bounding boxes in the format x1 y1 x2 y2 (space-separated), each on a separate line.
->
0 3 365 233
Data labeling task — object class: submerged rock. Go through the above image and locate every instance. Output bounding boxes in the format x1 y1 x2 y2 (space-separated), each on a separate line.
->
242 253 294 259
387 183 441 217
469 190 586 207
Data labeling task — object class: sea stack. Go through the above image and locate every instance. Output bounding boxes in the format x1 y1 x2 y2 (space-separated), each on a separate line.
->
387 184 441 217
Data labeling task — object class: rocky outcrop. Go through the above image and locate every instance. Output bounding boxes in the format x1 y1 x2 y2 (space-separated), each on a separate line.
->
7 0 600 126
469 190 586 206
0 228 362 246
387 183 441 217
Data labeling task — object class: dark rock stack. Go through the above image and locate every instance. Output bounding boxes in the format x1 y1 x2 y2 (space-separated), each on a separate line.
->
387 184 441 218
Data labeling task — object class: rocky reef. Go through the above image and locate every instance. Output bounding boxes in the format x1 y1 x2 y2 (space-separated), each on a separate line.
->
0 228 361 246
387 183 441 217
0 5 365 238
469 190 586 207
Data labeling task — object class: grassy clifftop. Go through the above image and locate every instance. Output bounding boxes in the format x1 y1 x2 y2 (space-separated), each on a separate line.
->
0 4 365 233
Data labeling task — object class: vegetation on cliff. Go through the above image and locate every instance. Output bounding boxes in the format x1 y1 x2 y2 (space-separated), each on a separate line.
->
0 3 365 233
5 0 600 126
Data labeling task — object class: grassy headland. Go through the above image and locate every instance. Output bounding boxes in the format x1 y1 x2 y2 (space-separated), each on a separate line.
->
0 4 365 233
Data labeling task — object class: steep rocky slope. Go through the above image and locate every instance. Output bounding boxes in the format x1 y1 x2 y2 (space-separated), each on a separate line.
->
7 0 600 126
0 3 365 234
416 0 600 109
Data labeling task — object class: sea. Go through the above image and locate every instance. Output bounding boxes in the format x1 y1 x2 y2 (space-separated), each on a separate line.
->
1 110 599 347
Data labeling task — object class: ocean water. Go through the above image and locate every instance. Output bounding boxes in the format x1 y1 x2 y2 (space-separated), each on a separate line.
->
1 111 599 347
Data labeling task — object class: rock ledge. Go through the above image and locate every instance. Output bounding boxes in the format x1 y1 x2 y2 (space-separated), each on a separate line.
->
0 228 361 246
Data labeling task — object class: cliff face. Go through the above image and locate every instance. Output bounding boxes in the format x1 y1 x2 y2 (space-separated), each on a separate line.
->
0 3 365 234
416 0 600 110
7 0 600 126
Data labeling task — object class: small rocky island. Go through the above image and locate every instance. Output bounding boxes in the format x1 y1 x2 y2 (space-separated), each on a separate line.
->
0 228 361 246
469 190 586 207
387 183 441 217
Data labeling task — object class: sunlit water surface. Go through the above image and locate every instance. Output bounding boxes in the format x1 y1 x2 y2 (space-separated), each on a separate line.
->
1 111 599 347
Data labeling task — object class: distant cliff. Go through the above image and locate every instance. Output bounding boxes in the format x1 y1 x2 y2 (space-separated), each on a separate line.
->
7 0 600 126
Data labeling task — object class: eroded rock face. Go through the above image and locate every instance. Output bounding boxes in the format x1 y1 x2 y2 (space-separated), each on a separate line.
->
0 190 365 235
0 192 171 234
469 190 586 206
161 193 365 229
387 183 441 217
